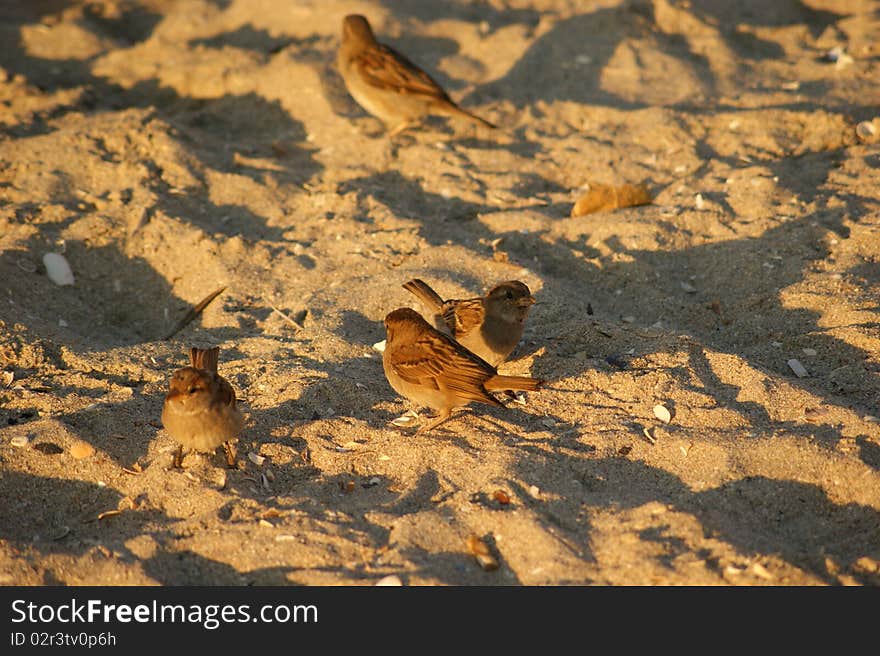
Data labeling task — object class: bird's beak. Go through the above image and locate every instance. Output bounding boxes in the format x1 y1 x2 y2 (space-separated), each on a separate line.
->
517 296 536 307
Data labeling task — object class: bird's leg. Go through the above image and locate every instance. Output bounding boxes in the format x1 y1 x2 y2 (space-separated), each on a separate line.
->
172 445 184 469
223 441 237 469
388 120 414 138
416 408 453 435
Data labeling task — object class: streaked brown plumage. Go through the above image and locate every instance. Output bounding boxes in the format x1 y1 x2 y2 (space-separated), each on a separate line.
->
161 346 242 468
337 14 496 136
382 307 542 434
402 279 535 367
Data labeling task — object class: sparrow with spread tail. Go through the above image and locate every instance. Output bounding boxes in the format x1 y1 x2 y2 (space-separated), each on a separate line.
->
402 279 535 367
382 307 542 434
161 346 243 468
337 14 497 136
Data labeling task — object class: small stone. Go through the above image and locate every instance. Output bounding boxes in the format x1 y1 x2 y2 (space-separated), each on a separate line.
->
43 252 75 286
11 435 29 448
528 485 540 499
802 348 817 356
751 563 773 580
787 359 809 378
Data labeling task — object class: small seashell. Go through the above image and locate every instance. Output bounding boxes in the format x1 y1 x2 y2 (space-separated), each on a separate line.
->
11 435 29 448
248 452 266 466
856 120 878 143
372 340 386 353
466 534 498 571
802 348 817 356
391 410 418 427
69 440 95 459
653 404 672 423
43 252 75 286
374 574 403 586
787 359 809 378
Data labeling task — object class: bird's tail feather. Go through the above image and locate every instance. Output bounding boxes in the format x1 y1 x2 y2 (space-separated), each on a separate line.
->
484 374 542 393
402 279 445 312
190 346 220 373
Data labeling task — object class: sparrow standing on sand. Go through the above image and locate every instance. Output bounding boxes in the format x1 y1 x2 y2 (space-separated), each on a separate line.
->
337 14 497 136
402 279 535 367
382 307 542 434
161 346 243 468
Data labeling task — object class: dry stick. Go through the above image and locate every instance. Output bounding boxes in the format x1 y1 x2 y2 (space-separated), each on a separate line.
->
162 286 226 341
266 300 304 331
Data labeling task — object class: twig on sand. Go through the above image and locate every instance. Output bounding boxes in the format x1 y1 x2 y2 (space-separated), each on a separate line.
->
266 300 304 331
163 286 226 341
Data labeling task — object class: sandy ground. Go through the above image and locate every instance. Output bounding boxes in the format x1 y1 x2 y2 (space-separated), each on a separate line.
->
0 0 879 586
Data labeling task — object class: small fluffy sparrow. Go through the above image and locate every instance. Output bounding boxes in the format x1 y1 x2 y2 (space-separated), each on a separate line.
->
382 307 542 434
337 14 497 136
402 279 535 367
161 346 242 468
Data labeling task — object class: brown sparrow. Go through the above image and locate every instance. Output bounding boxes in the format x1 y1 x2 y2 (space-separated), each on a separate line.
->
382 307 542 434
337 14 497 136
402 279 535 367
161 346 243 468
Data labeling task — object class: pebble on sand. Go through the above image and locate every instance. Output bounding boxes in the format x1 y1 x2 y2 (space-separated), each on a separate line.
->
43 252 75 286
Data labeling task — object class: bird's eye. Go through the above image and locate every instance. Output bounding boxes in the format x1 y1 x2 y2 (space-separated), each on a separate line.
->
188 386 198 394
505 290 514 299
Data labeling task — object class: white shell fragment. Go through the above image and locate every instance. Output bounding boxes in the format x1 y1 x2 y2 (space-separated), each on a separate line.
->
653 405 672 423
248 452 266 466
1 371 12 387
372 340 386 353
680 281 697 293
391 410 418 427
787 359 809 378
802 348 817 356
11 435 29 447
374 575 403 586
43 252 75 286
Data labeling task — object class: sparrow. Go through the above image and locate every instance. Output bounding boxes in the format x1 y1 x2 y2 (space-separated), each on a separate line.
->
382 307 543 434
337 14 497 136
402 279 535 367
161 346 243 468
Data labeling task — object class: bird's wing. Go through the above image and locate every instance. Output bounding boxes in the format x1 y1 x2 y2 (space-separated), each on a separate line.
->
446 299 485 338
392 331 502 407
355 43 449 100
